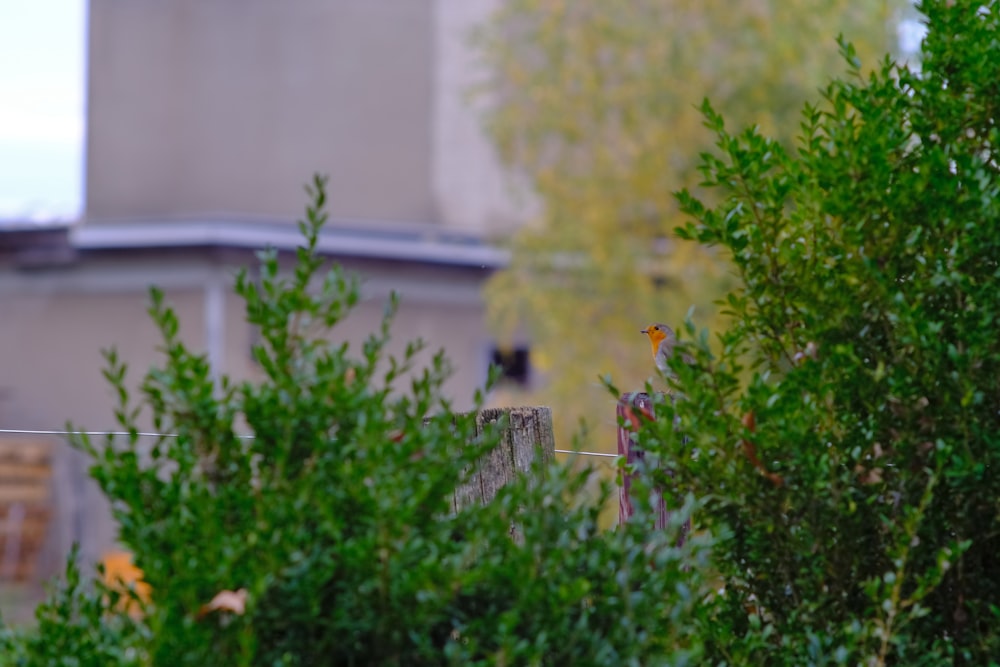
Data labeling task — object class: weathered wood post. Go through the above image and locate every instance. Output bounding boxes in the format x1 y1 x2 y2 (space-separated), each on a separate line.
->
617 392 688 542
451 406 555 513
617 393 666 528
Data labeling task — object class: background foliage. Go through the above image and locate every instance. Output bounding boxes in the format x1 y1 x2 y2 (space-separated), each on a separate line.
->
475 0 906 450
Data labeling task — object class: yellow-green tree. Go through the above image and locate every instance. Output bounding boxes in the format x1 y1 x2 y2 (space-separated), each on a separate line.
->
475 0 902 448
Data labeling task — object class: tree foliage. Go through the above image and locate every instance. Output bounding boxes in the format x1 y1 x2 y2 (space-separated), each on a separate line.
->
475 0 903 445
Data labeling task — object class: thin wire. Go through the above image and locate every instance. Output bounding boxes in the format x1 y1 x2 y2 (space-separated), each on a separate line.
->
554 449 618 458
0 428 254 440
0 428 618 459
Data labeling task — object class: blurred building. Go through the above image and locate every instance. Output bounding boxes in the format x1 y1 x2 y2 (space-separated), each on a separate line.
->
0 0 524 580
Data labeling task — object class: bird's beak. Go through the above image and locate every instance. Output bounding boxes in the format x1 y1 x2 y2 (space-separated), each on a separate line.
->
640 329 648 334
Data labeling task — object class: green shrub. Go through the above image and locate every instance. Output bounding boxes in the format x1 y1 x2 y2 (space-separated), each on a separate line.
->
2 175 712 665
656 1 1000 663
0 546 149 667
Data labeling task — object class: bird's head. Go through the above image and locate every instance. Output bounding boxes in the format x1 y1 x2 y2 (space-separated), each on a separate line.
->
640 323 674 348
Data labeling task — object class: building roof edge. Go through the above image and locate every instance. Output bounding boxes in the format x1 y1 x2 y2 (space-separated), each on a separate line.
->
70 219 510 269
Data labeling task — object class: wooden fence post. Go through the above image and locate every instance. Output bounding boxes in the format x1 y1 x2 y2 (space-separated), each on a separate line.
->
451 406 555 513
617 392 688 542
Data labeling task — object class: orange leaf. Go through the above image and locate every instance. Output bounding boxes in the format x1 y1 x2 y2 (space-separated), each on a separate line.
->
101 550 151 617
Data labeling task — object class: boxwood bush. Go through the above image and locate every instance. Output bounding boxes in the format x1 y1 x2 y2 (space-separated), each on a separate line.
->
655 0 1000 663
1 176 708 666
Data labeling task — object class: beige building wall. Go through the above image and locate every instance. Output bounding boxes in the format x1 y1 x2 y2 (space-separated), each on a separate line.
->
0 276 206 571
86 0 523 232
0 250 491 574
0 254 491 426
87 0 438 223
431 0 527 233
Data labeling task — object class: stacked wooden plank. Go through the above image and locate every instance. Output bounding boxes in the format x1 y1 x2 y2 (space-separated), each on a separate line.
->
0 438 53 581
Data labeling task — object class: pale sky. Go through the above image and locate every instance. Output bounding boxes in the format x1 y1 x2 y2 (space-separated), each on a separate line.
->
0 0 86 222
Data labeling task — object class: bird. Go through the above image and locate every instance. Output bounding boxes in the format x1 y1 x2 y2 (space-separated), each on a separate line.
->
640 323 693 377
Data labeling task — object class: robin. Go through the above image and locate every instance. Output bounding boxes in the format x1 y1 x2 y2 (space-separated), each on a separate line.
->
640 323 693 377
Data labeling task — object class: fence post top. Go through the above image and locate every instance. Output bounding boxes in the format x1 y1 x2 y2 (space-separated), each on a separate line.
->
619 391 668 407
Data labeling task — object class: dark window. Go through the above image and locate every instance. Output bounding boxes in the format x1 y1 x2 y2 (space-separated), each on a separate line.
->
490 346 531 388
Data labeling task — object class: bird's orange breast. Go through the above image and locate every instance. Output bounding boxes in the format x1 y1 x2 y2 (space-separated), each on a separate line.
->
643 328 667 357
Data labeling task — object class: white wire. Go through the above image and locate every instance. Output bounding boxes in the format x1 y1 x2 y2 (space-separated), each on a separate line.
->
0 428 253 440
554 449 618 458
0 428 618 458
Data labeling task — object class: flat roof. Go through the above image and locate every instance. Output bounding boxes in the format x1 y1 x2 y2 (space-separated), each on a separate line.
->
2 218 510 270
